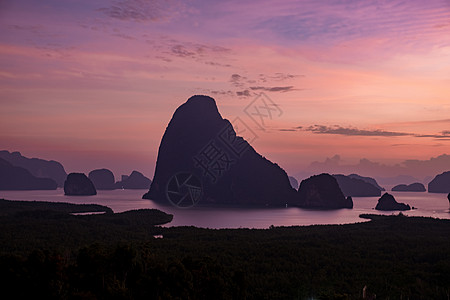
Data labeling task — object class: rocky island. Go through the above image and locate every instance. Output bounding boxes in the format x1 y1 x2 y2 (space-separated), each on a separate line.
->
64 173 97 196
297 173 353 209
115 171 151 189
375 192 411 211
89 168 115 190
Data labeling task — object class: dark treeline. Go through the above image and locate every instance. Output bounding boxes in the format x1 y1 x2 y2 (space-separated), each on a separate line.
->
0 199 113 216
0 199 449 299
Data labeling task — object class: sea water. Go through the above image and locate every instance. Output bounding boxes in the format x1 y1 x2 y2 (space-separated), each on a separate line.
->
1 189 448 229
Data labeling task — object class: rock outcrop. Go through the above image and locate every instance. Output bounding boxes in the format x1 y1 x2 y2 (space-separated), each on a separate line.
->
0 150 67 187
375 192 411 211
0 158 57 190
297 173 353 209
143 95 297 206
392 183 426 192
89 169 115 190
428 171 450 193
288 176 299 190
333 174 382 197
116 171 151 189
64 173 96 196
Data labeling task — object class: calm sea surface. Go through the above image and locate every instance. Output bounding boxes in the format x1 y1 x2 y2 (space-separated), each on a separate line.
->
1 189 449 228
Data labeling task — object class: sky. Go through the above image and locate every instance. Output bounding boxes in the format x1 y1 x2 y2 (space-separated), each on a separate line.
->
1 0 449 181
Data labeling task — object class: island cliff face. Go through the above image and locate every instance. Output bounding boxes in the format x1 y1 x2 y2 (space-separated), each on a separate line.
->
143 95 297 206
297 174 353 209
428 171 450 193
64 173 97 196
0 158 57 190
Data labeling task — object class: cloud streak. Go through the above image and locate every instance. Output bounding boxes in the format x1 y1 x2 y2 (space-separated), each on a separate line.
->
98 0 184 23
304 125 411 137
229 73 301 97
249 86 295 92
286 125 450 140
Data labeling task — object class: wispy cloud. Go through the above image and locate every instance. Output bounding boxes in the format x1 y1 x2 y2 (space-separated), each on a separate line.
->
230 73 247 88
236 90 251 97
98 0 185 23
415 131 450 139
249 86 296 92
170 44 196 58
229 73 301 97
304 125 410 137
285 124 450 140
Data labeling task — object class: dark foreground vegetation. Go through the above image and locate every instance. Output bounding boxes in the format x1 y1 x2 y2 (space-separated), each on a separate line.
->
0 199 449 299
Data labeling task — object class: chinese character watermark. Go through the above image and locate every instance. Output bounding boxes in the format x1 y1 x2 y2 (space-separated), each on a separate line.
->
244 92 283 130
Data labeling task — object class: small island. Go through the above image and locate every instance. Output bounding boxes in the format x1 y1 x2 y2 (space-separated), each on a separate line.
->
297 173 353 209
375 192 411 211
64 173 97 196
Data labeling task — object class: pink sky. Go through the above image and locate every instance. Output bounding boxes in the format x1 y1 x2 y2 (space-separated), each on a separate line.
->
1 0 449 180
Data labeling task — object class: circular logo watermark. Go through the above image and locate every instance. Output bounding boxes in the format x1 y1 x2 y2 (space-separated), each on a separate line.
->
166 172 203 208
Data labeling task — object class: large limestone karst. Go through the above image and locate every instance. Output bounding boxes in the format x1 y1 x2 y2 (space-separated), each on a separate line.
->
143 95 297 206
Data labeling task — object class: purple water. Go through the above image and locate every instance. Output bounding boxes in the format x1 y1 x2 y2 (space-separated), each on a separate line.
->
1 189 448 228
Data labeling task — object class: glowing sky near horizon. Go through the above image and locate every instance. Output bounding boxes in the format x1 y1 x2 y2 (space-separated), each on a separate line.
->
1 0 449 178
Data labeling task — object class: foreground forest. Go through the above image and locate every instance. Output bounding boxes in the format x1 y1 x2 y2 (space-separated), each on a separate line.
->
0 199 449 299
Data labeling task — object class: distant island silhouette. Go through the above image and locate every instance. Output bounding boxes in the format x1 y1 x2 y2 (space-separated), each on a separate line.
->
0 158 57 190
114 171 151 189
89 169 115 190
332 174 382 197
88 169 151 190
392 183 426 192
0 150 66 187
